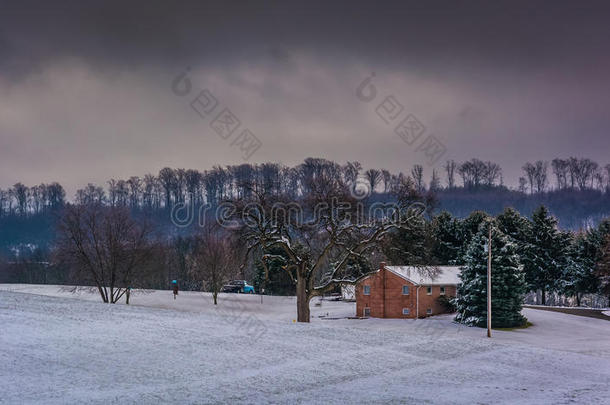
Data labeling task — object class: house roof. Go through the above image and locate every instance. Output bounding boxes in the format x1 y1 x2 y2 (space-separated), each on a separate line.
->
384 266 461 286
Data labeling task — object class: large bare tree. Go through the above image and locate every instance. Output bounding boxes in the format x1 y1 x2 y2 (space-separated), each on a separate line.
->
57 204 152 303
235 175 425 322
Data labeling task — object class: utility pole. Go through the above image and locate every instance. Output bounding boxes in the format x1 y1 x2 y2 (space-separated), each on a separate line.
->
487 223 492 338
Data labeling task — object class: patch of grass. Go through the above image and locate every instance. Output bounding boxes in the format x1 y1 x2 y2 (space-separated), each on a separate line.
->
493 321 533 331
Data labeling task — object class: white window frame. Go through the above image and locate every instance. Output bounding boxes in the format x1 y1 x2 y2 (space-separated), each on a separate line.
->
364 307 371 317
426 308 432 315
363 285 371 296
426 286 432 295
440 286 446 295
402 308 410 315
402 285 410 295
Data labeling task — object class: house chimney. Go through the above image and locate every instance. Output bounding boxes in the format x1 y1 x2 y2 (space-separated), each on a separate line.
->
379 261 386 270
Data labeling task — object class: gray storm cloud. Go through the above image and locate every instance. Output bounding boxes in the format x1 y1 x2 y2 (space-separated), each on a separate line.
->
1 0 609 195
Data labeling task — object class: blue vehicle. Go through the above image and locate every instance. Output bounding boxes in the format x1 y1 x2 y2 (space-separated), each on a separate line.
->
221 280 255 294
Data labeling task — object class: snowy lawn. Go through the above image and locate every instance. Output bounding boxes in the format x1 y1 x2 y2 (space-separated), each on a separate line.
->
1 285 610 404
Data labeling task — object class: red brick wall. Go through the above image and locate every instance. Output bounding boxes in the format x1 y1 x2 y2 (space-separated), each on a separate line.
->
415 285 457 318
356 270 386 317
356 267 457 318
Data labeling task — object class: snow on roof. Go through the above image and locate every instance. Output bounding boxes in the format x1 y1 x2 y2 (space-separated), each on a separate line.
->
385 266 461 285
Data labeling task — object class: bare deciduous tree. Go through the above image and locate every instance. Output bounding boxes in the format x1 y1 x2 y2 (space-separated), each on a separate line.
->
127 176 143 208
444 160 457 189
518 177 527 193
411 165 425 191
57 204 151 303
236 178 425 322
75 183 106 206
429 169 440 191
483 161 502 186
158 167 176 209
533 161 548 193
12 183 28 216
522 161 547 193
381 169 392 193
552 158 569 190
522 162 535 193
459 159 486 188
342 161 362 186
364 168 382 193
566 157 598 190
190 225 234 305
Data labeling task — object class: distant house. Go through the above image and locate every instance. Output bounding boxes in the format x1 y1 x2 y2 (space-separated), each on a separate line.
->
340 283 356 301
356 262 460 318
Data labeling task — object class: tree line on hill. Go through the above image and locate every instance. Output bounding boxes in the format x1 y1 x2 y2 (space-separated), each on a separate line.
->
1 156 609 219
1 158 609 323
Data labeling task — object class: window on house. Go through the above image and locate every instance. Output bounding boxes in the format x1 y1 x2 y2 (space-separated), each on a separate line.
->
364 307 371 317
440 286 446 295
402 285 409 295
363 285 371 295
426 286 432 295
402 308 410 315
426 308 432 315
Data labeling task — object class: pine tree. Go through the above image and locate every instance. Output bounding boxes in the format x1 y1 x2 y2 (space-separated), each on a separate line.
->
431 211 462 264
383 213 434 265
457 210 489 260
254 246 295 295
522 206 565 305
595 234 610 307
496 207 530 247
560 233 598 306
454 221 527 328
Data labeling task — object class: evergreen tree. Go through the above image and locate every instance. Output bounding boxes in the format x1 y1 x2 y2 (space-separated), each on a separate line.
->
596 235 610 307
254 246 295 295
560 233 598 306
563 222 606 302
522 206 565 305
431 211 462 264
383 213 434 265
457 210 489 261
454 221 527 328
496 207 530 247
586 220 610 305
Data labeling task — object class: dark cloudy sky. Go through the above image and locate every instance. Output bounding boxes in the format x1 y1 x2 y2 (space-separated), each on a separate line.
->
1 0 609 196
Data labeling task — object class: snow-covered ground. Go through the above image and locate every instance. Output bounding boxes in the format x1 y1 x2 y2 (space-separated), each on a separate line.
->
1 285 610 404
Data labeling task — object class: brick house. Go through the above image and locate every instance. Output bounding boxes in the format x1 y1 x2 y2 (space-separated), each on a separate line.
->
356 262 460 318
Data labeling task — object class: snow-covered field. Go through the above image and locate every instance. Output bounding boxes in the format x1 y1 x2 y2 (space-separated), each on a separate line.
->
1 285 610 404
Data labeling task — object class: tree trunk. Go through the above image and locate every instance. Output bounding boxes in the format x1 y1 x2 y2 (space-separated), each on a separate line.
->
213 291 218 305
97 285 108 303
575 293 580 307
541 287 546 305
296 274 310 323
